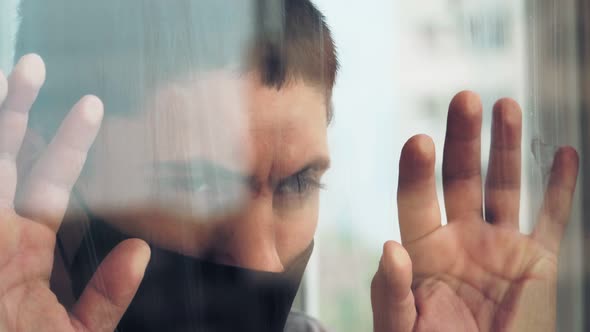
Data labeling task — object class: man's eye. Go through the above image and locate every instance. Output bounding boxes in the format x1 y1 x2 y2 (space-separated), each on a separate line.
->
276 174 324 196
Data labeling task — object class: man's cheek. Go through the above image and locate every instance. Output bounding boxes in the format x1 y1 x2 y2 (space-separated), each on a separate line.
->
275 201 319 265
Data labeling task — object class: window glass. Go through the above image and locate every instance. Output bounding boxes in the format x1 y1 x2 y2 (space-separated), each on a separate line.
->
0 0 586 331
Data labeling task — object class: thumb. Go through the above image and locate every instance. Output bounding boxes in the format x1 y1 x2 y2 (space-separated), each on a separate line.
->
70 239 151 332
371 241 416 332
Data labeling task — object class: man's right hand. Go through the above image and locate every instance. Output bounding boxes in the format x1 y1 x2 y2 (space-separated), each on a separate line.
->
371 92 579 332
0 54 150 332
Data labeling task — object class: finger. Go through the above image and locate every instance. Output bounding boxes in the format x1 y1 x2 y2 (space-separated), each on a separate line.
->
0 55 46 207
371 241 416 332
71 239 151 332
18 95 103 232
484 98 522 228
442 91 483 221
397 135 441 243
533 147 579 253
1 54 45 114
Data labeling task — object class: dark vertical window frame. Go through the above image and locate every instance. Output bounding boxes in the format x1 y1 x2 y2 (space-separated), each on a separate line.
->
577 0 590 330
528 0 584 330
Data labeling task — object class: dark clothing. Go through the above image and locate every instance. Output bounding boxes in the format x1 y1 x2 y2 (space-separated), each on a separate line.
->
67 215 313 332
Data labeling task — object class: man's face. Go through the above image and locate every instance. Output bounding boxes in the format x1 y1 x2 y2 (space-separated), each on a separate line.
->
78 71 330 272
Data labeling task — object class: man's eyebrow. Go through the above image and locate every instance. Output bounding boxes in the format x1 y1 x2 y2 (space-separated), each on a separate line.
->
302 157 331 173
278 157 331 181
151 159 247 181
152 157 330 186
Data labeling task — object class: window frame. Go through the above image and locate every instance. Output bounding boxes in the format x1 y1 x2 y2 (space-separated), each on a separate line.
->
577 0 590 330
528 0 585 330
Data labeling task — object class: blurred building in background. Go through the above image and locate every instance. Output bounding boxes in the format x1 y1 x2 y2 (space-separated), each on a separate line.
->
396 0 527 175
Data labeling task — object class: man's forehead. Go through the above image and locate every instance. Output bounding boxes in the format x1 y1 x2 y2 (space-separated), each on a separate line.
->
153 70 328 119
144 70 329 176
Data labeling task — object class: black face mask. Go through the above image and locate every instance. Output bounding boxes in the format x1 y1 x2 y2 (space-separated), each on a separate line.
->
67 216 312 332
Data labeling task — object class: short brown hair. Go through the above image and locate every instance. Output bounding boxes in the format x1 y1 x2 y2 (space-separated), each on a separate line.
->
254 1 338 102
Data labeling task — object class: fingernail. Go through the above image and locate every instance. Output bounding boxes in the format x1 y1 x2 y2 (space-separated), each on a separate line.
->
80 95 104 125
16 54 46 88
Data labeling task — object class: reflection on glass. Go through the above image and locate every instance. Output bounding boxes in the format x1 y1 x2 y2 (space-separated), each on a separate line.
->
4 0 337 331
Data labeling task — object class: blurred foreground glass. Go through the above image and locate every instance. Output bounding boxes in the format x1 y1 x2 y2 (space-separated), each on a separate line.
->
4 1 335 331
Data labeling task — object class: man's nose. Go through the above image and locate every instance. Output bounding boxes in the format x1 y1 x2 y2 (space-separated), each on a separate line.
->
214 196 284 272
